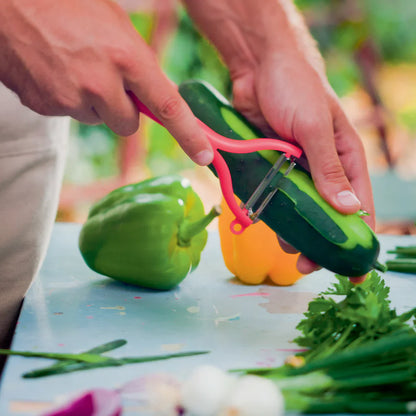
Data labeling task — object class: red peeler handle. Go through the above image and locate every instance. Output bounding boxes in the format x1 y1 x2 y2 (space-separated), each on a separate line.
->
129 93 302 234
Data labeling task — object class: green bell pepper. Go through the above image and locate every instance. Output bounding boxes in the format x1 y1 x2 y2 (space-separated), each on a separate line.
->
79 175 220 290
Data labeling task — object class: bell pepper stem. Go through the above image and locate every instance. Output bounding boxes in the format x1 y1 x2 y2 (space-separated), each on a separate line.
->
178 205 221 246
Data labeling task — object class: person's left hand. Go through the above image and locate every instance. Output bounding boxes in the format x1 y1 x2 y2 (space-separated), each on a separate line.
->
229 51 374 279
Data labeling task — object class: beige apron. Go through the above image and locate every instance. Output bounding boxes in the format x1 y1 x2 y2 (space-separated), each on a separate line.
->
0 84 69 348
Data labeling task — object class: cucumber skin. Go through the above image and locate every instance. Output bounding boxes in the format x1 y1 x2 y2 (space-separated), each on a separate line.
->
179 80 380 276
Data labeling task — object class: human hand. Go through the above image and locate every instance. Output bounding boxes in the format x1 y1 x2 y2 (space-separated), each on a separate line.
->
182 0 375 279
231 51 375 277
0 0 213 165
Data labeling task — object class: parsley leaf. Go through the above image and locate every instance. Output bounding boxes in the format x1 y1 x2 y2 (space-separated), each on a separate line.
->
294 271 416 361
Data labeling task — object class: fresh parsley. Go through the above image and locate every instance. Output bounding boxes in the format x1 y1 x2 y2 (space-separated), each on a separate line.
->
294 271 416 361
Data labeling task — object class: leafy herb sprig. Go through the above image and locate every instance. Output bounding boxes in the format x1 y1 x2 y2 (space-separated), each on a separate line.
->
234 272 416 414
294 271 416 361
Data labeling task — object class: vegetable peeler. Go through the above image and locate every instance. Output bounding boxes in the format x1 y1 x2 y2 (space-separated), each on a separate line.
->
129 93 303 235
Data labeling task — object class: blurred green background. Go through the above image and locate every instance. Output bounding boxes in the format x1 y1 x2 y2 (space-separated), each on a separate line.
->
59 0 416 233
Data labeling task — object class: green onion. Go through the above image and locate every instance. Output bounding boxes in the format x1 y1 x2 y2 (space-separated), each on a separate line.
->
0 339 209 378
291 332 415 374
387 243 416 273
387 258 416 273
388 246 416 257
0 349 114 363
23 350 209 378
21 339 127 378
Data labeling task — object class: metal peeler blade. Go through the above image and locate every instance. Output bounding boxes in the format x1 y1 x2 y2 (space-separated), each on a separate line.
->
243 155 297 222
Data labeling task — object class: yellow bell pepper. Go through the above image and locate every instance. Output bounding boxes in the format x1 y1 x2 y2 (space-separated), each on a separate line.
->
218 198 303 286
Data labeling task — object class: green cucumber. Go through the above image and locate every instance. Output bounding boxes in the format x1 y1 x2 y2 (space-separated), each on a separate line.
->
179 80 384 276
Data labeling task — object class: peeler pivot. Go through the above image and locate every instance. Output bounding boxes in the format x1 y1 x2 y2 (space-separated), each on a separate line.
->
241 154 297 224
129 93 303 235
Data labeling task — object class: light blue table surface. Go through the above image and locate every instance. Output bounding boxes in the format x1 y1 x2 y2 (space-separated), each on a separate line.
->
0 223 415 416
371 171 416 222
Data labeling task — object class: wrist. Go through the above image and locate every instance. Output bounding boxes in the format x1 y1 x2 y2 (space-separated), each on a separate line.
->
183 0 324 77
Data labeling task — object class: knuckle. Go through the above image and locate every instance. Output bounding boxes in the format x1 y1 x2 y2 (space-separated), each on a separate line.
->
320 159 347 184
20 94 51 116
349 132 365 154
54 91 82 114
300 114 329 135
232 79 252 111
82 78 105 100
156 96 183 121
109 46 137 73
294 104 332 137
116 118 139 137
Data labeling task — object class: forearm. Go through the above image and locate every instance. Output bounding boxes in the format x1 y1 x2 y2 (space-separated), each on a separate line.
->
181 0 324 77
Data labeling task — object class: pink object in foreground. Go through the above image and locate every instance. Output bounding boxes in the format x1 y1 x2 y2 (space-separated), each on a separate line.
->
43 389 122 416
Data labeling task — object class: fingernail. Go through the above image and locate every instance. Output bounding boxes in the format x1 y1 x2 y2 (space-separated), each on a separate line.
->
336 190 360 208
194 150 214 166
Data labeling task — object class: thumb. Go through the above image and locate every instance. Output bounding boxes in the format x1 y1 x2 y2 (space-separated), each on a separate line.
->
296 118 361 215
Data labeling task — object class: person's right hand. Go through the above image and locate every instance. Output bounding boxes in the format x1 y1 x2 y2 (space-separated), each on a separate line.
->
0 0 213 166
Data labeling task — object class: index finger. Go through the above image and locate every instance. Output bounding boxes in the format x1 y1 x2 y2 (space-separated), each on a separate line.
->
125 50 214 166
